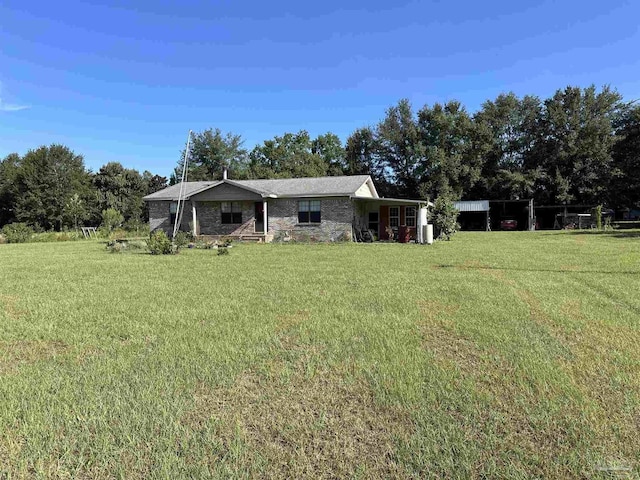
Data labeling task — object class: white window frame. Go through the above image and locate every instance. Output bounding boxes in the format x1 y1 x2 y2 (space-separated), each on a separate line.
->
389 206 400 228
405 206 416 227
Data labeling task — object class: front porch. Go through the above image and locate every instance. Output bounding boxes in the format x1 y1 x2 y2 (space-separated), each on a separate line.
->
352 197 430 243
198 232 275 243
187 199 270 238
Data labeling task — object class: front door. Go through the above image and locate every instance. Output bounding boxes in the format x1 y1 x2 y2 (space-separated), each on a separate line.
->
368 211 379 239
254 202 264 233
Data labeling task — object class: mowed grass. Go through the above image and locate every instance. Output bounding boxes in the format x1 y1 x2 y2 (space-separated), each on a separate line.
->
0 231 639 479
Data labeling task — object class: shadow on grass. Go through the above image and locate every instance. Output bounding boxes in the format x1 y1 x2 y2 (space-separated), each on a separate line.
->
434 264 640 276
547 229 640 239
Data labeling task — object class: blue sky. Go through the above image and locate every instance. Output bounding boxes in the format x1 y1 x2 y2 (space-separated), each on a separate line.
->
1 0 639 178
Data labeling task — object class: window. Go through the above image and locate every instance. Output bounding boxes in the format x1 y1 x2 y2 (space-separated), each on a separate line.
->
368 211 379 232
389 206 399 227
169 202 178 226
298 200 321 223
221 202 242 224
405 206 416 227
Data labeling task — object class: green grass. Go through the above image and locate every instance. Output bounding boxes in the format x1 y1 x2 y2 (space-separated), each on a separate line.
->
0 231 639 478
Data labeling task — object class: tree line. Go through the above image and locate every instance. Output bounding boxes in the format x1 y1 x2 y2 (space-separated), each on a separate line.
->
174 85 639 211
2 84 638 231
0 146 167 230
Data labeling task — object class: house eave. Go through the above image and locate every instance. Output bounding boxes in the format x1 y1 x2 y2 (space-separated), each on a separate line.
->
350 195 432 206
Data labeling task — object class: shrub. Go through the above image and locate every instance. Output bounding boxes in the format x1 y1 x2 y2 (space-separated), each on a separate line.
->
109 229 127 241
146 230 173 255
433 195 460 241
101 208 124 232
1 223 34 243
217 246 229 256
174 231 192 249
593 205 603 230
124 217 147 236
105 240 124 253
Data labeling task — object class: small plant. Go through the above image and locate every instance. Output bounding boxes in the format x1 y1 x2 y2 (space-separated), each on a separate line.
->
174 231 192 249
101 208 124 232
217 246 229 256
593 205 603 230
123 217 147 236
1 223 34 243
106 240 124 253
146 230 173 255
109 229 127 241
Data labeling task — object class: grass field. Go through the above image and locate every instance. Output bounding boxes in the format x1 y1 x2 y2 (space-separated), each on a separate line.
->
0 231 639 479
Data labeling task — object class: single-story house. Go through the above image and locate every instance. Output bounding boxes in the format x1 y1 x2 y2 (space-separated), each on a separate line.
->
143 174 430 242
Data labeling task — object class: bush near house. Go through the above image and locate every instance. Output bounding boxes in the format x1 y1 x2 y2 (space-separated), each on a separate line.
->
146 230 174 255
1 222 34 243
432 195 460 240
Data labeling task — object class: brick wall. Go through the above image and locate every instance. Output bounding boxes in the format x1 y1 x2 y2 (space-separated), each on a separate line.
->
196 201 256 235
149 201 171 234
268 197 353 242
149 198 355 241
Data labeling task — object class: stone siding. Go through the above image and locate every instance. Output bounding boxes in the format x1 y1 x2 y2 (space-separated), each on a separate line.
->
268 197 353 242
196 201 257 235
149 201 172 234
150 197 355 241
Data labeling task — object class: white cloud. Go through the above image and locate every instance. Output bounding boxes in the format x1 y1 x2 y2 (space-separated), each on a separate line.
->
0 100 30 112
0 81 30 111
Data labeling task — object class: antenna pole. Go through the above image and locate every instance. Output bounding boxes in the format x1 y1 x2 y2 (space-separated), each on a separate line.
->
172 130 192 239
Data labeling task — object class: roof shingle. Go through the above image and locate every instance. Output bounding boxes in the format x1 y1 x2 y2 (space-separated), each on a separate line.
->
143 175 372 201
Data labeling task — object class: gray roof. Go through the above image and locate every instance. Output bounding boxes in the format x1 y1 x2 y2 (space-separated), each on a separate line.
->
232 175 371 197
143 181 220 201
143 175 373 201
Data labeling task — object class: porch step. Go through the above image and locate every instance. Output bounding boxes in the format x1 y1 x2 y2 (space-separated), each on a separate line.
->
198 234 268 243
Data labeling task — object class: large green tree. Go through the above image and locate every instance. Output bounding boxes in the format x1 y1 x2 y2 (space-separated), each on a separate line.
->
537 85 622 205
311 132 345 175
376 99 425 197
247 130 329 179
610 104 640 210
0 153 20 226
172 128 249 183
471 93 543 199
14 145 93 230
417 101 481 200
93 162 148 222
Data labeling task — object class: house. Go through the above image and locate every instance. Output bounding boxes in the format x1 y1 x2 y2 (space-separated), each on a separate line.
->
143 174 430 242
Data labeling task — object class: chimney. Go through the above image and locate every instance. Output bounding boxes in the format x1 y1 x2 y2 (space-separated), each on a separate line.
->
223 167 228 180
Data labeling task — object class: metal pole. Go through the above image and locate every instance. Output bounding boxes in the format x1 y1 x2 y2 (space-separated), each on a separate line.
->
172 130 192 239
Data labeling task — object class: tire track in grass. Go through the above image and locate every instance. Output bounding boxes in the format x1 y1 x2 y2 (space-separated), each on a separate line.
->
415 292 587 478
180 309 415 479
476 264 640 474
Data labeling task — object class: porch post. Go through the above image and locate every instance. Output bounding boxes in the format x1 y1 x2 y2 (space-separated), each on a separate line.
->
192 201 197 236
263 200 268 234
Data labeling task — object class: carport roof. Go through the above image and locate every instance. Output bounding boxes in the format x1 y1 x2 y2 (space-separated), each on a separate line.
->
454 200 490 212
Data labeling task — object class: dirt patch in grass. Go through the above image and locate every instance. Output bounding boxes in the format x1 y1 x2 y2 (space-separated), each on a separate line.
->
182 329 413 478
560 299 585 322
559 264 581 272
275 309 310 332
0 340 69 374
417 300 459 327
0 295 27 320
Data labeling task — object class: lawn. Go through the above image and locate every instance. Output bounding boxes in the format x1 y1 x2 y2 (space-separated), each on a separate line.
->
0 231 639 479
